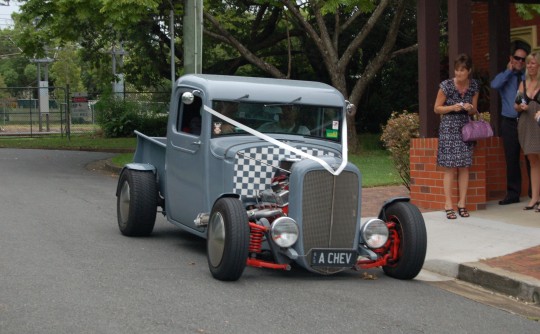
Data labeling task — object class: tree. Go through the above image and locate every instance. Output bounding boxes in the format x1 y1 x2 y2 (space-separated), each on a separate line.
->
14 0 172 91
13 0 417 150
0 28 31 88
515 4 540 19
23 63 37 84
204 0 417 151
49 43 84 92
0 74 8 98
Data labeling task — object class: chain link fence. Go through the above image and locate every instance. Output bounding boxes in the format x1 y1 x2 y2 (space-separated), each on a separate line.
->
0 86 69 136
0 87 170 137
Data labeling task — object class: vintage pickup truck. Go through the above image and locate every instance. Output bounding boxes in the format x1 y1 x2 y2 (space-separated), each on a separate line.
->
116 74 427 281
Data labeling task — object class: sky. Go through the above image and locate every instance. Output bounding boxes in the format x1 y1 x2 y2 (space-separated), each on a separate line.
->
0 0 20 29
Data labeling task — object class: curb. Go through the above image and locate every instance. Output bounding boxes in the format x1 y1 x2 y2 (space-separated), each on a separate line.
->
458 262 540 305
104 159 122 174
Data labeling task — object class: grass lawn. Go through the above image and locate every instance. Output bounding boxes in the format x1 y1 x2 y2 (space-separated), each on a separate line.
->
349 151 401 187
0 134 136 152
0 133 401 188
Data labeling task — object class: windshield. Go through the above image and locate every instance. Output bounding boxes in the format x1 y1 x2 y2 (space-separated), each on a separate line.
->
210 100 342 142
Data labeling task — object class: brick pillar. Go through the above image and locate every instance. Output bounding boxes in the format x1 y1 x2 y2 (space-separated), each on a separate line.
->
484 136 506 201
409 137 520 211
409 138 445 211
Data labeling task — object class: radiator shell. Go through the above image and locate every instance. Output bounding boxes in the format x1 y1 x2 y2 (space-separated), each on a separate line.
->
287 158 362 274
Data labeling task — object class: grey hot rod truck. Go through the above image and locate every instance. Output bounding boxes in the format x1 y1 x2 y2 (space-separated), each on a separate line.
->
116 74 427 281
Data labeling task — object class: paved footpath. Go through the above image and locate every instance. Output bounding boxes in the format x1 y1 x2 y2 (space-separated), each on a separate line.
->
362 185 540 307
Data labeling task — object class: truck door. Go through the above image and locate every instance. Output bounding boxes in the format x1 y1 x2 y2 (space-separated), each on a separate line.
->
166 89 206 231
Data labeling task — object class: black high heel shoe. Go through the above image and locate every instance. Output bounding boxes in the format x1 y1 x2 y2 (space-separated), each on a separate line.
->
523 201 540 210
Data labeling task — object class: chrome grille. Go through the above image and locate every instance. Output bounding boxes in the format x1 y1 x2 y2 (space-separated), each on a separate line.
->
301 170 359 273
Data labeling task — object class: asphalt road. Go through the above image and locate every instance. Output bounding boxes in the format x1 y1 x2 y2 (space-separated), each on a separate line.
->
0 149 538 333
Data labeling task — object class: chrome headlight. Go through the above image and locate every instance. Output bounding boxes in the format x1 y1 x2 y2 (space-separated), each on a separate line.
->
271 216 299 248
361 218 389 249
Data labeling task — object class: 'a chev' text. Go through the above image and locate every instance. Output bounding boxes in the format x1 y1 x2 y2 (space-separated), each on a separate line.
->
316 252 353 265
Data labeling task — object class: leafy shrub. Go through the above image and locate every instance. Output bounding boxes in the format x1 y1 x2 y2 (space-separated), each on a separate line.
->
137 111 168 136
380 111 419 190
94 96 168 138
94 97 138 137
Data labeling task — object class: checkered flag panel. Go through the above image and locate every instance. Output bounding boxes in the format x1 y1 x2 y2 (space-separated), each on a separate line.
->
233 146 338 197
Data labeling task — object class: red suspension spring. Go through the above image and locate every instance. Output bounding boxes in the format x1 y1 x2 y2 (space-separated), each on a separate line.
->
249 222 268 253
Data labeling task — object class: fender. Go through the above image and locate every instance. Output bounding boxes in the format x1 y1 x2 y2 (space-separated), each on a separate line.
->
116 163 157 197
377 197 411 221
206 193 242 220
212 193 240 207
192 193 241 230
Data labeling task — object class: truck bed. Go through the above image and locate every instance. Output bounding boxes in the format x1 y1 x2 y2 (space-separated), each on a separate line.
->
133 130 166 192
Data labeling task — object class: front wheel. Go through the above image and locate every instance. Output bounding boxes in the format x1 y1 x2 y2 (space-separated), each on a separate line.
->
382 201 427 280
207 197 249 281
116 169 157 236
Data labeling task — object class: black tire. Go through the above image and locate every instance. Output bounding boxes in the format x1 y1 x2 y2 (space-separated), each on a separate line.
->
382 201 427 280
116 169 157 236
207 197 249 281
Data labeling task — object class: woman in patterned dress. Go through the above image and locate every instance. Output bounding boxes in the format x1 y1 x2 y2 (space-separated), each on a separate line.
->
515 52 540 211
434 54 479 219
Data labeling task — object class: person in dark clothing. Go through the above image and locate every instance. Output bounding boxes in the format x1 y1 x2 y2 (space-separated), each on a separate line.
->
491 43 531 205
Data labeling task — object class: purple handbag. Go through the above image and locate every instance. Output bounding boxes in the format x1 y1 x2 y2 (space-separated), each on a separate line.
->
461 112 493 142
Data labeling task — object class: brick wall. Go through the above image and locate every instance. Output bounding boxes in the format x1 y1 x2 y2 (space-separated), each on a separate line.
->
409 137 528 211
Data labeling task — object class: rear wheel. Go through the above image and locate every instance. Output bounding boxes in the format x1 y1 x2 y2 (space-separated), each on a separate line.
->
207 197 249 281
382 201 427 280
116 169 157 236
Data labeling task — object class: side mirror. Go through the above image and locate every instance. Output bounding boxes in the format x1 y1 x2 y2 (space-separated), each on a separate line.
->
182 92 195 105
345 100 356 116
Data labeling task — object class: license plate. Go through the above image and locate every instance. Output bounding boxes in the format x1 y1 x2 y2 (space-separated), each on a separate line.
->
310 249 357 267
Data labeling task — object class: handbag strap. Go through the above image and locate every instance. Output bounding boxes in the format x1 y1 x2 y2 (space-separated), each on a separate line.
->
469 110 483 122
523 78 529 103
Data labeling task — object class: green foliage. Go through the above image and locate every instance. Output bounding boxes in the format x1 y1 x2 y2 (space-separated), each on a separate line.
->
357 53 418 132
50 43 85 93
0 75 8 98
514 4 540 20
318 0 376 15
380 111 419 190
2 69 18 87
0 29 32 88
24 64 37 83
95 97 137 137
357 132 385 152
95 95 167 138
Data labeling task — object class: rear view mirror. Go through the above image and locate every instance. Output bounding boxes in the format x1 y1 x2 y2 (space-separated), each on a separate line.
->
345 101 356 116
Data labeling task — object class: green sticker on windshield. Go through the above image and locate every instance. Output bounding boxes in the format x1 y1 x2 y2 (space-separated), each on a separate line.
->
325 129 338 138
